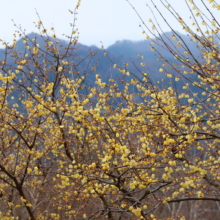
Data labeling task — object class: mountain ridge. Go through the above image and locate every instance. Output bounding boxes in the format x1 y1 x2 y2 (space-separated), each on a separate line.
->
0 31 201 84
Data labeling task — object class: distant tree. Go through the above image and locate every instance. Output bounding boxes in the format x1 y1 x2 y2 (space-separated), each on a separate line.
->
1 0 220 219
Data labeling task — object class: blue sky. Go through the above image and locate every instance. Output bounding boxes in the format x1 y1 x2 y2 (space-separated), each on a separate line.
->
0 0 219 48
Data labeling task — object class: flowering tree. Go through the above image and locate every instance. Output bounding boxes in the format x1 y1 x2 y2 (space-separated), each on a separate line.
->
0 0 220 219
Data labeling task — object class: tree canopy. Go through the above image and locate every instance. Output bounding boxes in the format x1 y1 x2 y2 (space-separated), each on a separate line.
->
0 0 220 219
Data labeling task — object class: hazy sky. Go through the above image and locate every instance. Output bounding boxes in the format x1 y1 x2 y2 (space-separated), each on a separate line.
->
0 0 219 48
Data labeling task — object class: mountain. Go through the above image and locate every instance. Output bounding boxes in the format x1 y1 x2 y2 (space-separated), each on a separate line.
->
0 31 204 102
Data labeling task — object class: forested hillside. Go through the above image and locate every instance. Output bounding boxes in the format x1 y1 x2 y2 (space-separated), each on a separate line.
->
0 31 201 83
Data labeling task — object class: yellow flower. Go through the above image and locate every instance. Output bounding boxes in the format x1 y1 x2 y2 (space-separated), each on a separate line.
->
132 207 142 217
169 161 176 166
8 202 13 207
58 66 63 72
197 191 204 198
33 47 38 54
188 98 194 103
177 41 181 47
129 206 133 211
42 29 47 34
20 60 26 65
130 183 136 189
121 203 127 208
